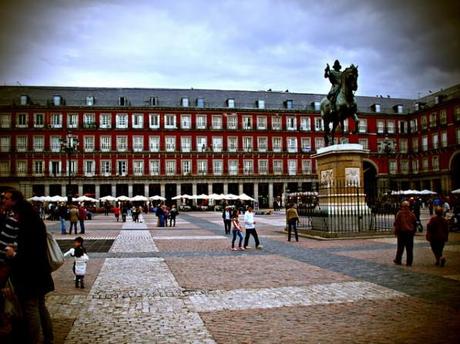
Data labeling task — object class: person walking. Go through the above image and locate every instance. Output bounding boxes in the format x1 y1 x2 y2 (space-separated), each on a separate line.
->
243 206 262 249
68 205 79 235
231 210 244 251
393 200 417 266
78 205 87 234
1 188 54 344
286 203 300 242
58 204 68 234
426 207 449 266
169 205 178 227
222 206 232 234
113 205 120 222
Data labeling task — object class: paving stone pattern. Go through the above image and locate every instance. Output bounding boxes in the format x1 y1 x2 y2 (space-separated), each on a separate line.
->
46 211 460 343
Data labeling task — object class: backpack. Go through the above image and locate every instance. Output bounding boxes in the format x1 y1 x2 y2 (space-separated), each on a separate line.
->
46 232 64 272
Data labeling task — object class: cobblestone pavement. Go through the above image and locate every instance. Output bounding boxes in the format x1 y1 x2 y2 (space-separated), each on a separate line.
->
45 210 460 343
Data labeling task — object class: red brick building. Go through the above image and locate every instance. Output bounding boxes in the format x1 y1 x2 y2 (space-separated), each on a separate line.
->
0 85 459 206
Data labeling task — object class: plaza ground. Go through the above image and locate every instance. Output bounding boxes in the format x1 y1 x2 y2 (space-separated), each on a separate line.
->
45 210 460 343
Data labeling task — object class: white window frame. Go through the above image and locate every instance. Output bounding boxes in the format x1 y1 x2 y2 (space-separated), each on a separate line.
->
213 160 223 176
212 137 223 152
182 160 192 175
228 137 238 152
33 136 44 152
100 113 111 129
50 113 62 128
273 160 283 175
84 160 95 177
133 136 144 152
228 160 238 176
116 113 128 129
257 116 267 130
117 136 128 152
302 159 312 174
16 113 28 128
0 114 11 128
301 138 311 152
117 160 128 176
197 160 207 175
67 113 78 129
287 116 297 131
34 113 45 128
288 160 297 176
197 137 207 152
0 136 10 152
84 136 95 152
164 114 176 129
272 137 282 152
16 160 27 176
149 160 160 176
180 114 191 129
243 137 252 152
257 137 268 152
16 135 28 152
243 160 253 175
149 136 160 152
227 115 237 130
196 115 207 129
165 136 176 152
271 116 281 130
212 115 222 129
100 136 111 152
133 160 144 176
149 113 160 129
287 137 297 153
300 117 311 131
258 160 268 175
242 116 252 130
101 160 111 176
33 160 44 176
181 136 191 152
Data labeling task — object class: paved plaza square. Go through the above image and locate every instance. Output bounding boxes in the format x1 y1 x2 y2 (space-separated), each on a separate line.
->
46 210 460 343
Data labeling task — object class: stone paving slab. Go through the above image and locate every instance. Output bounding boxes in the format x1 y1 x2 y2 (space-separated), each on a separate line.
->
156 239 233 253
109 230 159 253
166 255 353 291
187 281 406 312
201 297 460 344
152 235 227 240
65 297 215 344
90 258 181 299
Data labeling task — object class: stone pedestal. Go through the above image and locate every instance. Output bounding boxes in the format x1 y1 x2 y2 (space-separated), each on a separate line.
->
311 144 371 233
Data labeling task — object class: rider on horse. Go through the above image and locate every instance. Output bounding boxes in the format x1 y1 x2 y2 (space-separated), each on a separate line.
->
324 59 342 114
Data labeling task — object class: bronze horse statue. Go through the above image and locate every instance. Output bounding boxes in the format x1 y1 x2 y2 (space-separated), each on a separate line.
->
320 65 360 146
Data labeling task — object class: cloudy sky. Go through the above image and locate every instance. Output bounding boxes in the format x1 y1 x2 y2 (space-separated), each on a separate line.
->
0 0 459 99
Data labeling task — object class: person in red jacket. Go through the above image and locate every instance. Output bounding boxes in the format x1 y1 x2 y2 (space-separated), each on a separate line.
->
393 200 417 266
426 207 449 266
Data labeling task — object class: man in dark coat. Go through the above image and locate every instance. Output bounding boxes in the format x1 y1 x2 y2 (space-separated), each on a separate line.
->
393 200 417 266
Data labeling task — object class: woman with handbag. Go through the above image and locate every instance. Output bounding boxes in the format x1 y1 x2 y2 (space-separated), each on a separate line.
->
1 189 54 344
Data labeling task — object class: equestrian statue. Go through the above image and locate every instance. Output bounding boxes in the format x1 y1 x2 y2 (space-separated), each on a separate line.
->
320 59 360 146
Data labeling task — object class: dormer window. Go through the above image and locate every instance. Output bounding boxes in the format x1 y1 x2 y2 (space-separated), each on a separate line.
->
312 101 320 111
149 96 158 106
86 96 95 106
394 104 404 113
20 95 29 105
227 98 235 108
119 96 128 106
257 99 265 109
434 95 443 104
181 97 189 107
372 104 381 112
196 98 205 108
53 95 62 106
285 100 293 109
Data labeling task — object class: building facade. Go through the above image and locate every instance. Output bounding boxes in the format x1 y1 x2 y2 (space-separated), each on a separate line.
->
0 85 459 206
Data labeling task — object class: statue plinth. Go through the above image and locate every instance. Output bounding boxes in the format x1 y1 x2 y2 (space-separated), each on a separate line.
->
311 144 372 233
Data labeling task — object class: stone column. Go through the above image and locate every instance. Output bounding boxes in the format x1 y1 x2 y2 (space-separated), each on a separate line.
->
111 184 116 197
223 183 228 194
144 184 149 197
176 184 182 206
44 184 50 196
268 183 274 208
192 183 197 206
282 182 288 207
160 183 166 198
128 184 133 197
208 183 213 205
254 183 259 207
238 183 243 195
95 184 100 199
78 184 83 197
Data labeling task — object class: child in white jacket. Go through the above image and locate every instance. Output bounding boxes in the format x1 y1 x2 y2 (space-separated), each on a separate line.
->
64 237 89 288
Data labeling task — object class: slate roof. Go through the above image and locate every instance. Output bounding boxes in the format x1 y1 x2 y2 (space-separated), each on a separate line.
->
0 84 444 115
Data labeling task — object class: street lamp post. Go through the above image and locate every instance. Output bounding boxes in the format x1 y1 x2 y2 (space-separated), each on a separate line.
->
382 136 395 192
60 132 79 204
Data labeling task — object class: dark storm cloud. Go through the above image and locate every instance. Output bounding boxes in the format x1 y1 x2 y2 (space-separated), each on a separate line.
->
0 0 459 98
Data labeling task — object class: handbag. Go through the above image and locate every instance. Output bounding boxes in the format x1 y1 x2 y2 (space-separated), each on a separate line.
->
47 232 64 272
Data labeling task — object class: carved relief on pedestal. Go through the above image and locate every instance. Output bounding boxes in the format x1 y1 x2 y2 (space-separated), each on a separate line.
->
345 167 360 187
320 169 334 188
